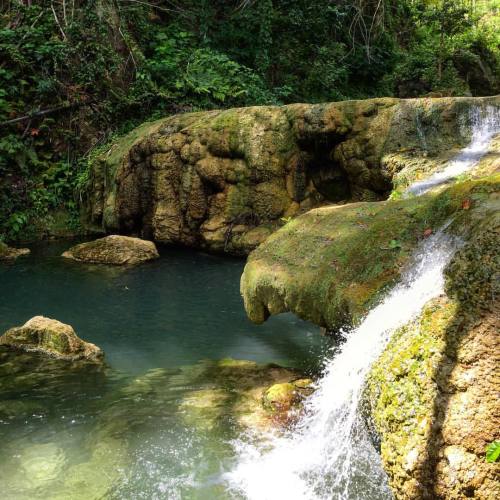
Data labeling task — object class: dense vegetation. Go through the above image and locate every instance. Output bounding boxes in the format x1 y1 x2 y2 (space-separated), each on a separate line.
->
0 0 498 241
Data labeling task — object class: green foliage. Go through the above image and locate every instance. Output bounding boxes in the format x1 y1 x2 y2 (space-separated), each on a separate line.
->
486 440 500 463
0 0 498 241
148 27 276 106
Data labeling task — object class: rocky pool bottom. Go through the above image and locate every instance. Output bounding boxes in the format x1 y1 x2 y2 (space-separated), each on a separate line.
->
0 242 338 499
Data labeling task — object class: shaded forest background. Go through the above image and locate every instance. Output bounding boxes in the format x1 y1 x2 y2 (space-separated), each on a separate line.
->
0 0 499 241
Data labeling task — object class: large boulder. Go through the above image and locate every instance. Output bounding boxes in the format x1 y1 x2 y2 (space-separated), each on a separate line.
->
62 235 159 265
87 96 498 254
0 241 30 261
0 316 103 362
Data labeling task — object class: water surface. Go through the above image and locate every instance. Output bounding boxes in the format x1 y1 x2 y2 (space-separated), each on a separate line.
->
0 242 327 499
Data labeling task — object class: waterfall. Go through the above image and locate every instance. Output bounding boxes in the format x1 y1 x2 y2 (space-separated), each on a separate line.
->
227 229 458 500
406 105 500 196
226 103 499 499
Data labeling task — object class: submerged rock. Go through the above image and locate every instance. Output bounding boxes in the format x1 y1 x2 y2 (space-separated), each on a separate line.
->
87 96 497 254
178 358 314 432
62 235 159 265
0 316 103 362
0 241 30 260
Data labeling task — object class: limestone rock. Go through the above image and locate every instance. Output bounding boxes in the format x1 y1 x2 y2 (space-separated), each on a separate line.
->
0 316 103 362
241 176 499 330
62 235 159 265
0 241 30 260
365 211 500 499
87 96 498 255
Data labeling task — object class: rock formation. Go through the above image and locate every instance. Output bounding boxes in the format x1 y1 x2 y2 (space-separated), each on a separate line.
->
62 235 159 265
0 241 30 260
87 96 497 254
0 316 103 362
365 214 499 499
241 175 499 330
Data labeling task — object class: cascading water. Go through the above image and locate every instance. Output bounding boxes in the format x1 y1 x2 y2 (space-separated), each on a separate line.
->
226 104 499 500
407 105 500 196
227 229 458 500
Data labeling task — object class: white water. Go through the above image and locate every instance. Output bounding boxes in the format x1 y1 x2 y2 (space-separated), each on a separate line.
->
227 230 458 499
227 103 499 500
407 105 500 196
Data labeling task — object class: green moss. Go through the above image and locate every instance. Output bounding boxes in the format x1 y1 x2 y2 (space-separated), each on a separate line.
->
242 176 499 328
365 200 500 497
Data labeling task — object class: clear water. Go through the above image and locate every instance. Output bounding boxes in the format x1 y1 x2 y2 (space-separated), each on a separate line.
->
0 242 328 499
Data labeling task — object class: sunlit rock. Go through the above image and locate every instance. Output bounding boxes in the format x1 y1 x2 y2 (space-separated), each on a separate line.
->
240 174 499 331
0 316 103 362
87 96 498 254
62 235 159 265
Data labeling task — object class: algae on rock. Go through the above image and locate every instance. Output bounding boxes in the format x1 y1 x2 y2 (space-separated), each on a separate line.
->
365 209 500 499
241 176 499 330
87 96 497 254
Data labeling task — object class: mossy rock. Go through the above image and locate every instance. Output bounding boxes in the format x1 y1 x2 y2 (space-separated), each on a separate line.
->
365 205 500 499
86 96 498 254
0 316 103 362
241 175 499 330
62 235 159 265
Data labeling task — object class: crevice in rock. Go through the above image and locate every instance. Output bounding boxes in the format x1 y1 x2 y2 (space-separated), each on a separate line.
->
299 134 352 203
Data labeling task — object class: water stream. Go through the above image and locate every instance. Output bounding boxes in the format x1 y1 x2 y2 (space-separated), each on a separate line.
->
407 105 500 196
227 104 499 499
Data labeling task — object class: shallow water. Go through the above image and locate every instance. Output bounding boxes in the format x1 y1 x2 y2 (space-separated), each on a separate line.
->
0 242 328 499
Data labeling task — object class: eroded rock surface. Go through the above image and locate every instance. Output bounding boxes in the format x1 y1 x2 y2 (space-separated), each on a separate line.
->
365 213 500 499
62 235 159 265
0 241 30 260
87 96 497 254
0 316 103 362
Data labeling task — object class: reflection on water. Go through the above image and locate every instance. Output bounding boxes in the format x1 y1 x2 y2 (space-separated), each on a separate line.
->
0 242 327 499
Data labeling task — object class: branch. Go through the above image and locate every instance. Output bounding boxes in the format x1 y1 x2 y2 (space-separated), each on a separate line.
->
51 1 66 40
0 101 91 127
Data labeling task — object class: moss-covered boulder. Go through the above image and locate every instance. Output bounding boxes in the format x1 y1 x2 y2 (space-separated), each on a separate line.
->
262 379 313 416
0 316 103 362
0 241 30 261
87 96 498 254
241 175 499 330
62 235 159 265
365 211 499 499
